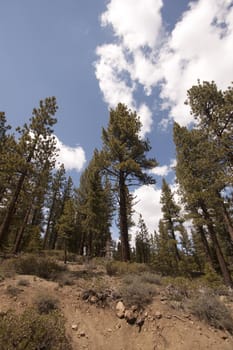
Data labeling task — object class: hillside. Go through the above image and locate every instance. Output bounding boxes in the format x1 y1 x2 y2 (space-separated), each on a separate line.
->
0 254 233 350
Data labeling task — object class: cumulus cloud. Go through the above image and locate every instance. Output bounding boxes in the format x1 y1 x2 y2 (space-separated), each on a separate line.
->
54 135 86 172
95 0 233 132
157 0 233 126
150 158 177 177
95 0 164 136
101 0 163 50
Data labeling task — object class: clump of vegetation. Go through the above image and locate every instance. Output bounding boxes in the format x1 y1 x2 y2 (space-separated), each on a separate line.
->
0 308 72 350
35 294 59 314
140 272 161 285
5 285 22 297
17 278 30 287
14 254 66 280
120 274 157 308
106 261 149 276
189 291 233 333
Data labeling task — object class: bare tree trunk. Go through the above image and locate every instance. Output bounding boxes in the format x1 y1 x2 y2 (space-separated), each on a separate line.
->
13 205 31 254
119 171 130 261
201 202 233 287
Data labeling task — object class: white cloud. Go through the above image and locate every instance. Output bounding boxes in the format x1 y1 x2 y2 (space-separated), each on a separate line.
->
157 0 233 125
54 135 86 172
130 180 182 246
132 184 162 235
101 0 163 51
96 0 233 131
95 0 164 136
150 158 176 177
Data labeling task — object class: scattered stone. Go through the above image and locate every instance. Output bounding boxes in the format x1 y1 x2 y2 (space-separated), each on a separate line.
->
155 311 162 319
72 324 78 331
107 328 112 332
160 296 168 301
116 301 125 319
144 312 148 318
136 317 145 330
124 309 137 324
221 334 228 340
89 295 98 304
130 305 138 312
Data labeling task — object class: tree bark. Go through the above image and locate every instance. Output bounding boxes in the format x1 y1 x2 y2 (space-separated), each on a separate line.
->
13 205 31 254
119 171 130 261
201 202 233 287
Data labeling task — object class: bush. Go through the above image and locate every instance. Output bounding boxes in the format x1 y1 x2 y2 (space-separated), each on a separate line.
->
190 292 233 333
0 308 72 350
5 285 22 297
14 254 66 280
17 279 30 287
106 261 149 276
35 294 59 314
140 272 161 285
121 274 157 307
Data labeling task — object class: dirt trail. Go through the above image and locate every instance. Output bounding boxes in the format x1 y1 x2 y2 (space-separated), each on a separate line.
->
0 263 233 350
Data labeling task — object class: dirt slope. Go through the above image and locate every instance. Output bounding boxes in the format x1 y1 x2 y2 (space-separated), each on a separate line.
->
0 263 233 350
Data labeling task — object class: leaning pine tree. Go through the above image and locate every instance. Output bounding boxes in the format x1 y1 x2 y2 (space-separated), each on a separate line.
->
100 103 157 261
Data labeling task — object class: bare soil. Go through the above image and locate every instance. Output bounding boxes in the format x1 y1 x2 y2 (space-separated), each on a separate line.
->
0 262 233 350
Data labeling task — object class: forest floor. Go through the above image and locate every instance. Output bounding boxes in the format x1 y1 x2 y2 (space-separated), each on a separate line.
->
0 255 233 350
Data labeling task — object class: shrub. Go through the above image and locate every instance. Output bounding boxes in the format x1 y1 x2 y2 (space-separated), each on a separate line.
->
35 294 59 314
140 272 161 285
5 285 22 297
121 274 157 307
14 254 66 280
17 279 30 287
0 308 72 350
106 261 149 276
190 292 233 333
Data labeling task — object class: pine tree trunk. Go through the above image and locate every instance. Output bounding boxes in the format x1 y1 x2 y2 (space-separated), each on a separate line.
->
0 139 37 246
119 171 130 261
0 172 26 245
196 224 215 269
169 220 181 262
201 202 233 287
13 205 31 254
222 202 233 242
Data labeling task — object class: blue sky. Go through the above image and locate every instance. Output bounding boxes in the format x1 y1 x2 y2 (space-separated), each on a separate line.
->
1 0 233 235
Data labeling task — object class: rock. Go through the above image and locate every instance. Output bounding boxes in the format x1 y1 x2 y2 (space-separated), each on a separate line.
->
160 296 168 301
130 305 138 312
155 311 162 319
116 301 125 319
89 295 98 304
136 317 145 328
124 310 137 324
72 324 78 331
79 331 86 337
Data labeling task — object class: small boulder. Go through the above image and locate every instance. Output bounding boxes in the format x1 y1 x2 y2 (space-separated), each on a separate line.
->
71 324 78 331
116 301 125 319
155 311 162 319
124 309 137 324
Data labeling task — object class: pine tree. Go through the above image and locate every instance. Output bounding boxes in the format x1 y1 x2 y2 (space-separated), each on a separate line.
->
174 123 233 286
101 103 157 261
0 97 58 248
135 214 151 263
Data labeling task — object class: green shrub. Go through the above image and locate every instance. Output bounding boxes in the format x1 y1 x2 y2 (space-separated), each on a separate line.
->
121 274 157 307
35 294 59 314
106 261 149 276
190 292 233 333
140 272 161 285
17 279 30 287
0 308 72 350
5 285 22 297
14 254 66 280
